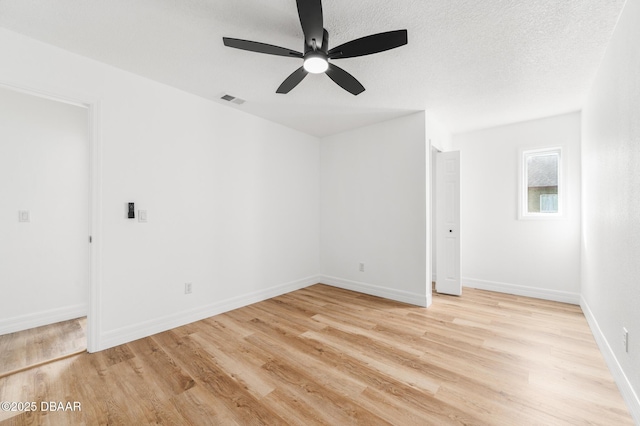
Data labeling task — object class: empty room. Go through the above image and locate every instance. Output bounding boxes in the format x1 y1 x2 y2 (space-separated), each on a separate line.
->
0 0 638 424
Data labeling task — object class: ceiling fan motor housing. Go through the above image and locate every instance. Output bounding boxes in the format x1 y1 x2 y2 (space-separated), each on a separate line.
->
304 29 329 54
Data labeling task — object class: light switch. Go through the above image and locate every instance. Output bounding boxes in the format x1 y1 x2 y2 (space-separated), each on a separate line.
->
138 210 147 223
18 210 30 222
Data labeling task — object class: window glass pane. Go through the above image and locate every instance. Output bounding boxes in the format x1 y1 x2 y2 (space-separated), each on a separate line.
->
526 153 558 213
540 194 558 212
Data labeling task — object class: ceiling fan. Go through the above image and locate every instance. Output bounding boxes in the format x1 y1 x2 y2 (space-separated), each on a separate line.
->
222 0 408 96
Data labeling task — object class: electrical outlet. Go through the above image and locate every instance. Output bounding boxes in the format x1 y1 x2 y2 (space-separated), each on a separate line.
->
185 283 192 294
359 262 365 272
18 210 30 222
623 327 629 353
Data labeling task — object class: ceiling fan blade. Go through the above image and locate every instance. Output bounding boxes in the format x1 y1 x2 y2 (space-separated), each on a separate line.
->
223 37 303 58
296 0 324 48
325 63 365 95
328 30 408 59
320 28 329 53
276 67 309 94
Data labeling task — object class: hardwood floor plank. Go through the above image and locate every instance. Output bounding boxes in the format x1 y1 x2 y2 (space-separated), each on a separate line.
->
188 332 276 399
247 300 329 333
101 359 186 425
153 330 289 425
168 385 241 426
127 338 196 397
261 357 390 425
0 318 86 377
258 387 334 425
101 343 135 367
0 285 633 425
244 330 368 400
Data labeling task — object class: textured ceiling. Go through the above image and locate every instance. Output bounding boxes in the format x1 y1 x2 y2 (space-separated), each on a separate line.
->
0 0 626 137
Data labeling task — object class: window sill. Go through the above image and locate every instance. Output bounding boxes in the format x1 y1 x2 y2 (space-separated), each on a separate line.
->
518 213 567 221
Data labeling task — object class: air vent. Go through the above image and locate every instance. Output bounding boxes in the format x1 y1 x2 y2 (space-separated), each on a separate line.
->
220 93 246 105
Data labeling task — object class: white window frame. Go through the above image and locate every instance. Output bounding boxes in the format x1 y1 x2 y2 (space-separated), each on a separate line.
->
518 146 565 220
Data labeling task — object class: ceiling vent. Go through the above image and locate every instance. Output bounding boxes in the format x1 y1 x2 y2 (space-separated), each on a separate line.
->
220 94 245 105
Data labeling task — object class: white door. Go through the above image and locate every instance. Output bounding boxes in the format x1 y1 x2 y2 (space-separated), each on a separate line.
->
436 151 461 295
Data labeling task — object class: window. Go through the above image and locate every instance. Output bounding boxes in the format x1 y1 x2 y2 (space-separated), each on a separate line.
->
519 147 563 219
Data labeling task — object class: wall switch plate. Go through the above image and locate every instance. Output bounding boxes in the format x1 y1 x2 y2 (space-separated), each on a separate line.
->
127 202 135 219
138 210 147 223
185 283 192 294
18 210 30 222
623 327 629 352
359 262 365 272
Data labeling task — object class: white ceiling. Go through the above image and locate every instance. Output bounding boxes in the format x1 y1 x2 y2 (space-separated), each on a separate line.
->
0 0 626 137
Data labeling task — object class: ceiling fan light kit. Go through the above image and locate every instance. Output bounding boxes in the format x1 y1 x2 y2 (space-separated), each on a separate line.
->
222 0 408 95
303 52 329 74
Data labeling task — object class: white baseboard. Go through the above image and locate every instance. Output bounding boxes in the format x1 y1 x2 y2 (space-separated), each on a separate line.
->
98 275 321 351
0 304 87 336
320 275 429 307
581 297 640 424
462 277 580 305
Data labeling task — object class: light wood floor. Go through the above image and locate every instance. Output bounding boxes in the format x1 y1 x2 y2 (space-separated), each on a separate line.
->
0 285 633 425
0 317 86 378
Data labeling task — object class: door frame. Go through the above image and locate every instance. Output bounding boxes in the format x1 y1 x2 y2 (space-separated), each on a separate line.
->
428 144 438 304
0 80 102 352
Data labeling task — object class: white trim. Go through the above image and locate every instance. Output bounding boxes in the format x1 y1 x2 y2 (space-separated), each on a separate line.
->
426 142 434 309
0 304 88 336
462 277 580 305
87 100 102 353
581 297 640 424
0 80 88 109
320 275 429 307
98 275 321 351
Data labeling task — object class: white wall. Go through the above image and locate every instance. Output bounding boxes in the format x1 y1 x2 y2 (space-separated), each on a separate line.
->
0 28 321 351
452 112 582 303
0 87 88 334
320 113 429 307
581 0 640 419
426 112 453 153
426 111 453 282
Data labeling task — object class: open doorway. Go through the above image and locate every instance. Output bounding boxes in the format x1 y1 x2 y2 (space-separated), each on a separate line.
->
0 85 90 376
